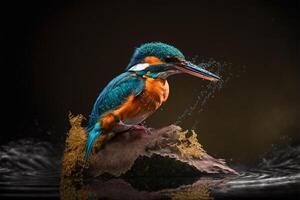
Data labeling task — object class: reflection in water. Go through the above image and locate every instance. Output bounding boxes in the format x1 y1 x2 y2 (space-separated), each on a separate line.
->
60 177 216 200
0 139 300 199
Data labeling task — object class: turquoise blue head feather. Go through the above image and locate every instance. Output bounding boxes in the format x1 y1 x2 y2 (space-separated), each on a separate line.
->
127 42 185 68
126 42 221 81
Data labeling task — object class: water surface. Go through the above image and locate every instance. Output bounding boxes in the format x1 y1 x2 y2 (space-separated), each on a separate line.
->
0 139 299 199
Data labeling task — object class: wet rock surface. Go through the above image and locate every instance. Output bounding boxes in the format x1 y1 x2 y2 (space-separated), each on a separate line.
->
62 114 237 178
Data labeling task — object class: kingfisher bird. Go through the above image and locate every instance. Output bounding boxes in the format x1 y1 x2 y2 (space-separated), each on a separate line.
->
85 42 220 160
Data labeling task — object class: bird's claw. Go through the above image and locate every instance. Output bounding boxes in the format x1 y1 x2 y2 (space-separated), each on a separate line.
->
130 125 152 135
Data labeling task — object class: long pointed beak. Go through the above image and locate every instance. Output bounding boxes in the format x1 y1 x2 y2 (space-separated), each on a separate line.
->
175 61 221 82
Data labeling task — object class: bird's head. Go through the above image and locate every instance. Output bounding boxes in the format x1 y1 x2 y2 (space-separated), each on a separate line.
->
126 42 220 81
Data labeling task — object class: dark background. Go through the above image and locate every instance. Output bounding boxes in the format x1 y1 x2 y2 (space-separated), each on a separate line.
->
2 0 299 166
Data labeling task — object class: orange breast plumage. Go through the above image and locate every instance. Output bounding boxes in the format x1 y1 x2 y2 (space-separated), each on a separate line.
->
142 77 169 110
113 77 169 125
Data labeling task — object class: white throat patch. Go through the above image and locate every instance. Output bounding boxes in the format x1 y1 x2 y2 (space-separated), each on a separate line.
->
128 63 150 72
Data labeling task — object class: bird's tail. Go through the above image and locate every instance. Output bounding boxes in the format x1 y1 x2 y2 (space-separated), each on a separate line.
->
85 123 102 160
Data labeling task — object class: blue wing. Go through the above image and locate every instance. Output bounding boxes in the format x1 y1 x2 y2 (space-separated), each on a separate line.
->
87 72 145 131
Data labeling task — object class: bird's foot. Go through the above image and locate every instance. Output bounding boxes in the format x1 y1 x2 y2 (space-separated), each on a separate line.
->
130 125 152 135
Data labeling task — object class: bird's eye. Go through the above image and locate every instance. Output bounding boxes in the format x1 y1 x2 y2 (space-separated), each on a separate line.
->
165 56 181 63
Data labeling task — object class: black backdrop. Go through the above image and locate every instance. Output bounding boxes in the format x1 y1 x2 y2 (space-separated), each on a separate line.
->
2 0 299 166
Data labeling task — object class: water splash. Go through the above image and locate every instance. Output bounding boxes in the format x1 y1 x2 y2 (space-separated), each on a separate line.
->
175 59 246 126
213 144 300 199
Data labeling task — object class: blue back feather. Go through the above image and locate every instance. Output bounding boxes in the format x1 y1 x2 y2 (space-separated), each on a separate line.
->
87 72 145 130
